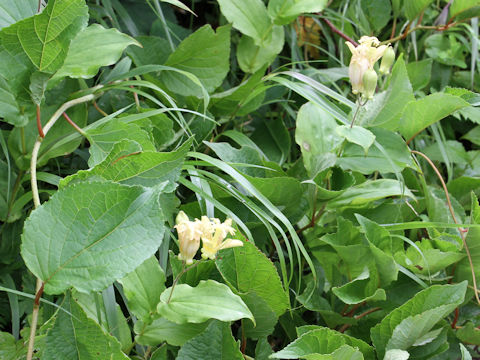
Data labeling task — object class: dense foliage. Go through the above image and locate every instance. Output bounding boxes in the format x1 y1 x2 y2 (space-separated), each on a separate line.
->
1 0 480 359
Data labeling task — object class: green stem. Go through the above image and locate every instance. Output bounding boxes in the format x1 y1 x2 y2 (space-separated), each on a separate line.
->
166 260 204 303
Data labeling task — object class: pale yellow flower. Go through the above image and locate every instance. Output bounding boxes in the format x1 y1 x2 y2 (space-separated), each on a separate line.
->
174 211 201 265
201 218 243 260
346 36 388 97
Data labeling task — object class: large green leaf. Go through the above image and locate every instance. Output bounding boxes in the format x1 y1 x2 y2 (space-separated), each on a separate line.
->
399 93 470 142
21 181 168 294
332 266 386 304
0 0 88 73
119 256 165 322
267 0 327 25
216 0 272 45
43 294 128 360
135 317 209 347
161 24 230 96
0 0 37 30
237 26 284 73
157 280 254 324
370 282 467 359
53 24 140 81
176 321 243 360
270 327 374 360
295 102 343 177
216 241 290 317
358 57 414 130
450 0 480 20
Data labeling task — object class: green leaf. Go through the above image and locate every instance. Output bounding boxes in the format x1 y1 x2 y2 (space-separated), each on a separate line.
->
161 24 230 96
270 328 374 360
295 102 343 177
327 179 414 209
336 125 375 154
399 93 470 142
237 26 284 73
135 317 209 347
118 256 165 322
43 294 128 360
450 0 480 20
0 0 37 30
157 280 254 324
460 344 473 360
358 56 414 130
176 321 244 360
0 0 88 73
216 0 272 45
332 266 386 304
425 34 468 68
384 349 410 360
267 0 327 25
21 181 168 294
0 332 24 360
370 282 467 359
406 59 433 91
53 24 140 81
216 241 290 317
160 0 195 15
404 0 434 20
242 292 278 340
29 71 50 105
86 119 156 167
456 322 480 345
361 0 392 31
62 139 189 188
0 75 29 126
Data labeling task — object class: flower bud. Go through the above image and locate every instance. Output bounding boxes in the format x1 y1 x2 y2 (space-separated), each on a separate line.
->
174 211 201 265
362 69 378 100
379 46 395 74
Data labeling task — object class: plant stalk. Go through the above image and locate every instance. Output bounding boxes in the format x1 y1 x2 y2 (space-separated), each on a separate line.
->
26 94 95 360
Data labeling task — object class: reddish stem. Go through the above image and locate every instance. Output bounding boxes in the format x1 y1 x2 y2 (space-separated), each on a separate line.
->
36 105 45 138
62 112 84 134
321 17 358 46
451 307 459 329
34 282 44 306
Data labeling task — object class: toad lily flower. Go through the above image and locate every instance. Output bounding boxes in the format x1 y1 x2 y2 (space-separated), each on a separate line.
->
346 36 390 98
174 211 201 265
200 217 243 260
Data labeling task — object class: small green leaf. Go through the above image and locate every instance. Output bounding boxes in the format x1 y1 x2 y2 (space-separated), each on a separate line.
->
270 327 374 360
332 266 386 304
135 317 209 347
119 256 165 322
370 282 467 359
237 26 284 74
327 179 414 208
336 125 375 154
161 24 230 96
157 280 254 324
295 102 343 177
160 0 195 15
267 0 327 25
21 181 168 294
460 343 473 360
216 241 290 317
216 0 272 45
53 24 141 81
399 93 471 142
176 321 244 360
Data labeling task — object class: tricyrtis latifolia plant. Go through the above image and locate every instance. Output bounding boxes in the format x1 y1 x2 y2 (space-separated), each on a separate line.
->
2 0 480 359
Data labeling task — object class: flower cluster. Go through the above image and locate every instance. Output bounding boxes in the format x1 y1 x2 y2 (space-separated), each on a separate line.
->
174 211 244 264
346 36 395 99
